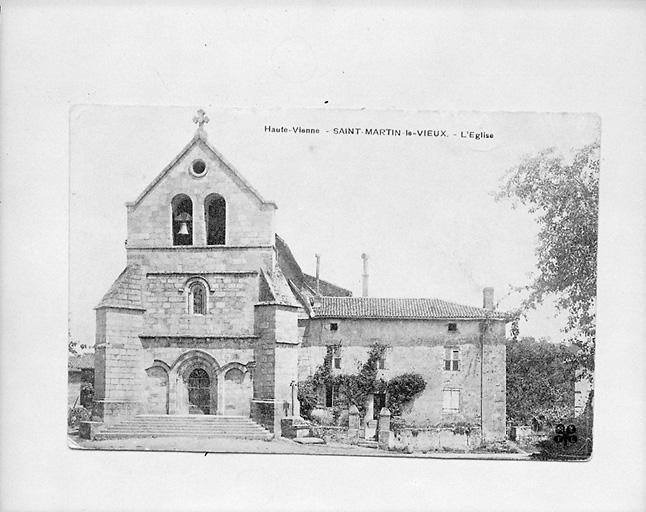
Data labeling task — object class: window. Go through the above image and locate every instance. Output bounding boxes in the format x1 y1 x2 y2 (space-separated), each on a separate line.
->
444 347 460 371
189 282 207 315
205 193 226 245
191 159 207 177
171 194 193 246
327 345 342 370
325 384 339 407
443 389 460 413
330 322 338 331
375 356 385 370
448 322 457 332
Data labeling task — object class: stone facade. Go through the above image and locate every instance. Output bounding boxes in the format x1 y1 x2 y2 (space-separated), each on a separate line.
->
301 314 506 440
93 114 507 441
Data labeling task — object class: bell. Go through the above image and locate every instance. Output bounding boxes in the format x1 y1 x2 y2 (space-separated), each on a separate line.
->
177 222 189 236
174 212 192 236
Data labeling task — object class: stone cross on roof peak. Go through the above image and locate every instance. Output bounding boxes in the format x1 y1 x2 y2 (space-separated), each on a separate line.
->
193 109 210 138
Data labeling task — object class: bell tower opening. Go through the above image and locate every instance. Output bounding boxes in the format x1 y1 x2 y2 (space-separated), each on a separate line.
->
205 193 226 245
172 194 193 246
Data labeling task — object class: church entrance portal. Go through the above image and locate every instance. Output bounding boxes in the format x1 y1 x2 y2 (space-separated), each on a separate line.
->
188 368 211 414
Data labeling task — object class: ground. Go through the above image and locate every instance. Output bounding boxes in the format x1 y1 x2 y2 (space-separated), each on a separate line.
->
68 433 531 460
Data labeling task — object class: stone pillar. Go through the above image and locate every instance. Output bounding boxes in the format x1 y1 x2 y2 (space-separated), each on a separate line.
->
480 320 507 441
378 407 391 450
252 302 301 438
348 405 360 444
93 307 145 425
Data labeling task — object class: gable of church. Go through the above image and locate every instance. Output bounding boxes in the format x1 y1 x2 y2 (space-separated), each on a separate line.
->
126 131 277 249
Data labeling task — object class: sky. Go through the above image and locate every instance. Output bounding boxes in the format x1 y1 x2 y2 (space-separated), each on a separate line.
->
69 106 599 347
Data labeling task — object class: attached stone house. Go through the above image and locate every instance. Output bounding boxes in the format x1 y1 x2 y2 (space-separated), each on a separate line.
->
92 111 507 440
299 296 507 440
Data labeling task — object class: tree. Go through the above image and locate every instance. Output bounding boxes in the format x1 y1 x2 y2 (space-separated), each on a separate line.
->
68 339 89 357
496 142 599 379
68 328 89 359
506 337 575 425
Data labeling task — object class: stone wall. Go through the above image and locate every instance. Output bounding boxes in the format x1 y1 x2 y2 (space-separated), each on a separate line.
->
391 426 483 453
139 272 259 337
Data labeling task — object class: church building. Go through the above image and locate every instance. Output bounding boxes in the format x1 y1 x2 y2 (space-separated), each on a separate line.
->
92 111 508 442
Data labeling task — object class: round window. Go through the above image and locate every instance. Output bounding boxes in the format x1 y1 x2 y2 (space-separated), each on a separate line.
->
191 160 207 176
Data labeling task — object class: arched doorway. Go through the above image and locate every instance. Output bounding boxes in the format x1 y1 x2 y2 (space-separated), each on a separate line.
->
188 368 211 414
169 350 220 415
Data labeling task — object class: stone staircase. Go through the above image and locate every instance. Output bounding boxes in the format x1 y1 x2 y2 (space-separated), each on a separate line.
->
93 415 273 441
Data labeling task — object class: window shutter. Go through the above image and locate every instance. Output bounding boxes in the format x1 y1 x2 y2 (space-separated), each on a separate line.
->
443 390 451 410
452 390 460 410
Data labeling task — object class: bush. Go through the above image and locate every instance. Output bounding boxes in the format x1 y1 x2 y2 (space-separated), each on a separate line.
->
390 416 406 434
297 378 319 418
68 406 91 428
310 408 334 426
387 373 426 415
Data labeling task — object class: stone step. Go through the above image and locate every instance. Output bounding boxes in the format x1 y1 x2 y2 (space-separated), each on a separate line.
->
104 428 266 434
116 420 258 426
95 431 272 441
357 440 379 449
118 421 256 426
94 415 272 441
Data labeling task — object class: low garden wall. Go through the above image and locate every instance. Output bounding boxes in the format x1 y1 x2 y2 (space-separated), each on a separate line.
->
389 426 482 453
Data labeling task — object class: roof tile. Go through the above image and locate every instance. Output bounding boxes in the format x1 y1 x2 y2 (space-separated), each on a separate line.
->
312 297 506 320
95 265 145 310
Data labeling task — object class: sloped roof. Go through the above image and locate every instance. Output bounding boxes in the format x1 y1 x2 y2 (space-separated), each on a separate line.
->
95 264 145 310
126 130 277 209
275 234 352 298
68 353 95 370
302 273 353 297
259 267 300 307
311 297 507 320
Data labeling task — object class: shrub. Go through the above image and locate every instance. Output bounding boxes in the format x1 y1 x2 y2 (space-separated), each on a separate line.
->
310 408 334 426
68 406 91 428
389 416 407 434
297 378 319 418
387 372 426 415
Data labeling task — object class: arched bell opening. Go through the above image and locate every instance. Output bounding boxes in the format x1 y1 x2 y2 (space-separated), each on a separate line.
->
171 194 193 246
205 193 226 245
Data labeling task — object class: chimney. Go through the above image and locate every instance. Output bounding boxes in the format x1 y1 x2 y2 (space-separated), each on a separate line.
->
361 253 369 297
483 287 494 310
315 254 321 296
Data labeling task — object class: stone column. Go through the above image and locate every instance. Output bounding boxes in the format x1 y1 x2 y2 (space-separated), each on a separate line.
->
252 302 301 437
93 307 145 425
378 407 391 450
